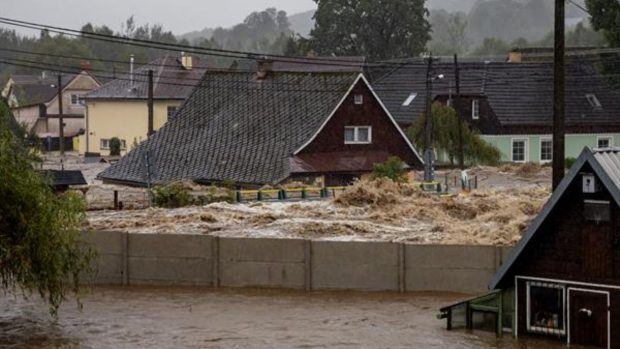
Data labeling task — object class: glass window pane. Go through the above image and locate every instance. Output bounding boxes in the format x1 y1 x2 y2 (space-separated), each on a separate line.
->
344 128 355 142
513 140 525 161
357 127 369 142
529 285 564 333
541 140 552 161
598 138 610 148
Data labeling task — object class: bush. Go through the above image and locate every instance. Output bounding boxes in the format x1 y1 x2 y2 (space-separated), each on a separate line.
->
372 156 408 182
152 182 194 208
565 157 577 169
109 137 121 156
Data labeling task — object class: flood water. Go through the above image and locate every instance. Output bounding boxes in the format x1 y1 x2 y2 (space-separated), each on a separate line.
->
0 287 581 349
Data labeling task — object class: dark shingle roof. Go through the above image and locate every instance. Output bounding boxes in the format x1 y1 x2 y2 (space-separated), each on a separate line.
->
98 71 358 186
86 55 209 100
41 170 87 188
233 56 366 73
10 74 75 107
371 61 620 127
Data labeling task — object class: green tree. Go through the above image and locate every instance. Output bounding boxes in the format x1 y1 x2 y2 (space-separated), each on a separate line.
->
372 156 408 182
428 10 469 55
407 102 501 165
586 0 620 47
470 37 510 57
309 0 430 60
109 137 121 156
0 100 93 316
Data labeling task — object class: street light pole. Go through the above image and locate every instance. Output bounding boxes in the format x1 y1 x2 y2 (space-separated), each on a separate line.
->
423 55 434 182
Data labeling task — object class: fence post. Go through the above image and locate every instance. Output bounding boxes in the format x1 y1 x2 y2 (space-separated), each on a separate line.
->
475 175 478 189
257 190 263 201
114 190 119 210
301 188 307 199
236 191 241 203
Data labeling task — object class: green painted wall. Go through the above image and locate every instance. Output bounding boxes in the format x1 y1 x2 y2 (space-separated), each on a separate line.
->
481 133 620 163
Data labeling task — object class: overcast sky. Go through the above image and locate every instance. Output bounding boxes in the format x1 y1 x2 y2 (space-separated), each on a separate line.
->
3 0 317 36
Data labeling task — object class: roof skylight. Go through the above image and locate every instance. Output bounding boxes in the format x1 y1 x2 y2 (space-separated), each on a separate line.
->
585 93 602 109
402 93 417 106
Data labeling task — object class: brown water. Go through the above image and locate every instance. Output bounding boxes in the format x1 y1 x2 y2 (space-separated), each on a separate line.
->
0 287 576 349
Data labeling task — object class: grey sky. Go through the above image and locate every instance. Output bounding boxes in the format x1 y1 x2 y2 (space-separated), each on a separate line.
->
3 0 317 36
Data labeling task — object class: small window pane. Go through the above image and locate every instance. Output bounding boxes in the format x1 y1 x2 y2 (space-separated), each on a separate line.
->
541 140 552 161
357 127 369 142
344 128 355 142
167 106 177 119
529 285 564 334
513 140 526 162
472 99 480 119
354 94 363 105
584 200 610 222
598 137 611 149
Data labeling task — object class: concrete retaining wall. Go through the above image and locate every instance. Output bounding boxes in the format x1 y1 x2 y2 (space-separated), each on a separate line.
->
85 231 512 294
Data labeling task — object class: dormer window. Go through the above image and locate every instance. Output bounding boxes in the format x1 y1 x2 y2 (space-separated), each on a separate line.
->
585 94 602 109
354 94 363 105
344 126 372 144
472 99 480 120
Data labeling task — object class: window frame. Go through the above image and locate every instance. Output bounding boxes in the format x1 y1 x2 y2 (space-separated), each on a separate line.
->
597 136 613 149
526 281 566 336
70 94 84 106
585 93 602 109
539 138 553 163
354 94 364 105
344 126 372 144
471 99 480 120
512 138 528 163
167 105 178 119
100 138 110 150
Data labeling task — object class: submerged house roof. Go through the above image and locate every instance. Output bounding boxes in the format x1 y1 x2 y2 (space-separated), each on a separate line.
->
41 170 87 191
86 55 209 100
98 71 364 186
489 147 620 289
370 61 620 128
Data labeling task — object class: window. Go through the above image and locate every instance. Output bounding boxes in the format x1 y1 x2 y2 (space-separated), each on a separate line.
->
512 139 527 162
402 93 417 107
584 200 610 223
167 106 177 120
540 139 552 162
344 126 372 144
526 282 566 336
354 94 363 105
70 94 84 106
597 136 613 149
471 99 480 120
121 139 127 149
100 138 110 150
585 93 602 109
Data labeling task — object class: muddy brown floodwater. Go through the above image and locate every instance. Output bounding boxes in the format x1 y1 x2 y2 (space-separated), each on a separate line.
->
0 287 578 349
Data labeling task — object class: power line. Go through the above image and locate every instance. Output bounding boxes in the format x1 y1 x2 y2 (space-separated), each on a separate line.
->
0 16 426 68
567 0 590 15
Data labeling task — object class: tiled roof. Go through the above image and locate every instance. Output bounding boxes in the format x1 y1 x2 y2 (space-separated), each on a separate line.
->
9 74 75 107
98 71 358 186
40 170 87 188
86 55 209 100
371 61 620 128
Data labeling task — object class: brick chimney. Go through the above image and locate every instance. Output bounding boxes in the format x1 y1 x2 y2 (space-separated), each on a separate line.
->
257 57 273 80
508 49 522 63
181 52 193 70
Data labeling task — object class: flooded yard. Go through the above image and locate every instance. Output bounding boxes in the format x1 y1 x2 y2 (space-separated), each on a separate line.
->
0 287 578 349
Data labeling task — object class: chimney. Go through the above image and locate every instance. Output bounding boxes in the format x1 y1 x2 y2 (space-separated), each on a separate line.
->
181 52 193 70
129 54 135 84
508 50 522 63
79 61 92 71
257 57 273 80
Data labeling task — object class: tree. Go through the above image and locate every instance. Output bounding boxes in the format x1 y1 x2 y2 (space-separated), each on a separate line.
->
428 10 469 55
109 137 121 156
0 99 93 316
407 102 501 165
470 37 510 57
372 156 408 182
309 0 430 61
586 0 620 47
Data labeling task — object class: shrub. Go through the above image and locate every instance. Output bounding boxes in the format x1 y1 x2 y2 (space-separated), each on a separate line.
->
152 182 194 208
372 156 408 182
565 157 577 169
109 137 121 156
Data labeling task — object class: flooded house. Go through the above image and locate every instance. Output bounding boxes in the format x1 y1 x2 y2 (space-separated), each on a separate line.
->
441 147 620 348
97 62 422 188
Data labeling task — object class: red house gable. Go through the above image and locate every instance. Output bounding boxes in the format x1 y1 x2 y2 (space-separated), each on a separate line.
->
291 74 423 176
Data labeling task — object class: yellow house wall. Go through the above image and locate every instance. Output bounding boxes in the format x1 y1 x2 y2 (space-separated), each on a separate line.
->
83 99 182 155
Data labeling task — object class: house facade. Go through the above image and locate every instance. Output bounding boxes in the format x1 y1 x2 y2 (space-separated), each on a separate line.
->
1 71 100 151
441 147 620 348
98 65 422 187
371 61 620 164
81 54 208 156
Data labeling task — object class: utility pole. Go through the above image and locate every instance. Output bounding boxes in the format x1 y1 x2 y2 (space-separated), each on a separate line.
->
552 0 565 190
57 74 64 156
454 54 464 170
423 54 434 182
147 69 154 137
